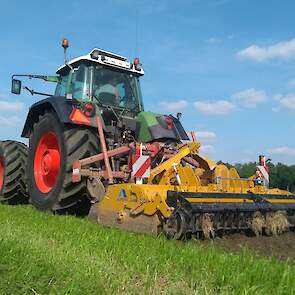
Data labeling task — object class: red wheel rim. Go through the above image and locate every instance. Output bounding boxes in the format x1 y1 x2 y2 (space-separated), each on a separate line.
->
34 132 61 193
0 157 4 192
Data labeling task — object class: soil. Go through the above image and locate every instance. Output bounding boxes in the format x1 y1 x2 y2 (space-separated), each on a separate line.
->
208 232 295 261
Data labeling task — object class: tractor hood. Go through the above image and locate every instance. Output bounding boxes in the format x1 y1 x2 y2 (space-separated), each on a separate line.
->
136 111 189 143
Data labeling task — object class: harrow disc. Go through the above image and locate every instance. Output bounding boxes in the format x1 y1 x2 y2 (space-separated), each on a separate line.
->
163 208 190 240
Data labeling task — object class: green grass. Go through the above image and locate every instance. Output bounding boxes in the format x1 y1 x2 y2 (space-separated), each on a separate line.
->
0 205 294 295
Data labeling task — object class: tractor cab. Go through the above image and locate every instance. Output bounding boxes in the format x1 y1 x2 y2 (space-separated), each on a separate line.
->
12 40 188 144
55 49 145 117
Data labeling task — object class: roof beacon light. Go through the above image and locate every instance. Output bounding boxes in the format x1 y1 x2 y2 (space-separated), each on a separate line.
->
62 38 69 49
62 38 70 65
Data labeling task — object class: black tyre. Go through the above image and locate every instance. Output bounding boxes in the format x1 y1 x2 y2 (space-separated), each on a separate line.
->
27 112 100 215
0 140 28 204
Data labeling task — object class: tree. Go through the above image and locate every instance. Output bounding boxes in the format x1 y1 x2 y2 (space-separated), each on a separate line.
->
217 160 295 193
234 162 256 178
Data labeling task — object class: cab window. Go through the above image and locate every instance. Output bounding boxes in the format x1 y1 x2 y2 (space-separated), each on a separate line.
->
71 64 91 101
55 75 68 97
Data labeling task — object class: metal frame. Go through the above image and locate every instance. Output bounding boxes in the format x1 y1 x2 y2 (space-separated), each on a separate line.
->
72 116 132 183
72 116 170 184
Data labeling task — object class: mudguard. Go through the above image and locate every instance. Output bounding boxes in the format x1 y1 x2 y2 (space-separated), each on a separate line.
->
21 96 97 138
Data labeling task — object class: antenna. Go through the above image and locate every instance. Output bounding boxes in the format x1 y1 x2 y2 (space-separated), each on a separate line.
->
135 3 139 56
62 38 69 64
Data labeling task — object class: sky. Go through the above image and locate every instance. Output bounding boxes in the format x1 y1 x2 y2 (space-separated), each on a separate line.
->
1 0 295 164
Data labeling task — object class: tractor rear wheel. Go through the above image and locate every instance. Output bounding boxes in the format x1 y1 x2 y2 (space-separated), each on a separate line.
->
27 112 100 215
0 140 28 204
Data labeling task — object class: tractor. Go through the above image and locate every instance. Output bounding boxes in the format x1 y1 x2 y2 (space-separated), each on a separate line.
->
1 39 295 239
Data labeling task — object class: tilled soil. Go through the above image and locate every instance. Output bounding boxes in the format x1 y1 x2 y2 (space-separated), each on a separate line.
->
209 232 295 261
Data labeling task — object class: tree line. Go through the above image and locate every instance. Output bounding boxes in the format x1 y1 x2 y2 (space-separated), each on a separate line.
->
217 161 295 193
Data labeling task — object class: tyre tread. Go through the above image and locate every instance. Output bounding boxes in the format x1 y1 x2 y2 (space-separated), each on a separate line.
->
0 140 28 204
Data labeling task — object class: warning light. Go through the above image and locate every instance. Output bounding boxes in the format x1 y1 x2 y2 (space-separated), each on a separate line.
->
83 102 95 117
133 57 140 65
133 57 142 71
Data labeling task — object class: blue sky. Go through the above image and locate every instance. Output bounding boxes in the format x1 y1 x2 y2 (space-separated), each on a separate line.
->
1 0 295 164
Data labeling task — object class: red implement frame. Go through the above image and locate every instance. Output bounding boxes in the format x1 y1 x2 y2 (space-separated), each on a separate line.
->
72 116 198 183
72 116 132 183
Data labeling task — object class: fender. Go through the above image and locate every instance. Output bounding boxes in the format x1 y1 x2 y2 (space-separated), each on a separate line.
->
21 96 98 138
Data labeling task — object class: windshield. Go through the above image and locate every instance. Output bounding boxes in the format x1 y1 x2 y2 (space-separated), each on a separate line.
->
56 63 144 112
92 67 143 111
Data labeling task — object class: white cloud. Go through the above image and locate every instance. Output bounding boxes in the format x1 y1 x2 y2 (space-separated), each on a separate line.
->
237 38 295 62
193 88 268 116
288 79 295 89
196 131 217 141
0 115 23 127
0 100 24 112
200 144 215 154
193 100 235 115
231 88 268 108
159 100 188 112
273 94 281 101
268 146 295 157
274 93 295 111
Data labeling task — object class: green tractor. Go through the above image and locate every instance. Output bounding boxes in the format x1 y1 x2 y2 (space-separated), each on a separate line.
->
0 39 188 215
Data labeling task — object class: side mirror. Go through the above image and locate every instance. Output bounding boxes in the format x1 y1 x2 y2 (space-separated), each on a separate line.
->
11 79 22 95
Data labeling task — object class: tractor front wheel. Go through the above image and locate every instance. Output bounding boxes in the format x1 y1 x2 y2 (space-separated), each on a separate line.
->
27 112 100 215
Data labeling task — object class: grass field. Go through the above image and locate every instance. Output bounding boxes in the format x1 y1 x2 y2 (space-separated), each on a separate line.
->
0 205 295 295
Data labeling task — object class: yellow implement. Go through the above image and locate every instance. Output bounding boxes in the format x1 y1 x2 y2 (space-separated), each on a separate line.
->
94 142 295 239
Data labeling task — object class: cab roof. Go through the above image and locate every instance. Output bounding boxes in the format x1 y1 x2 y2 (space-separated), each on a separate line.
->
56 48 144 76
